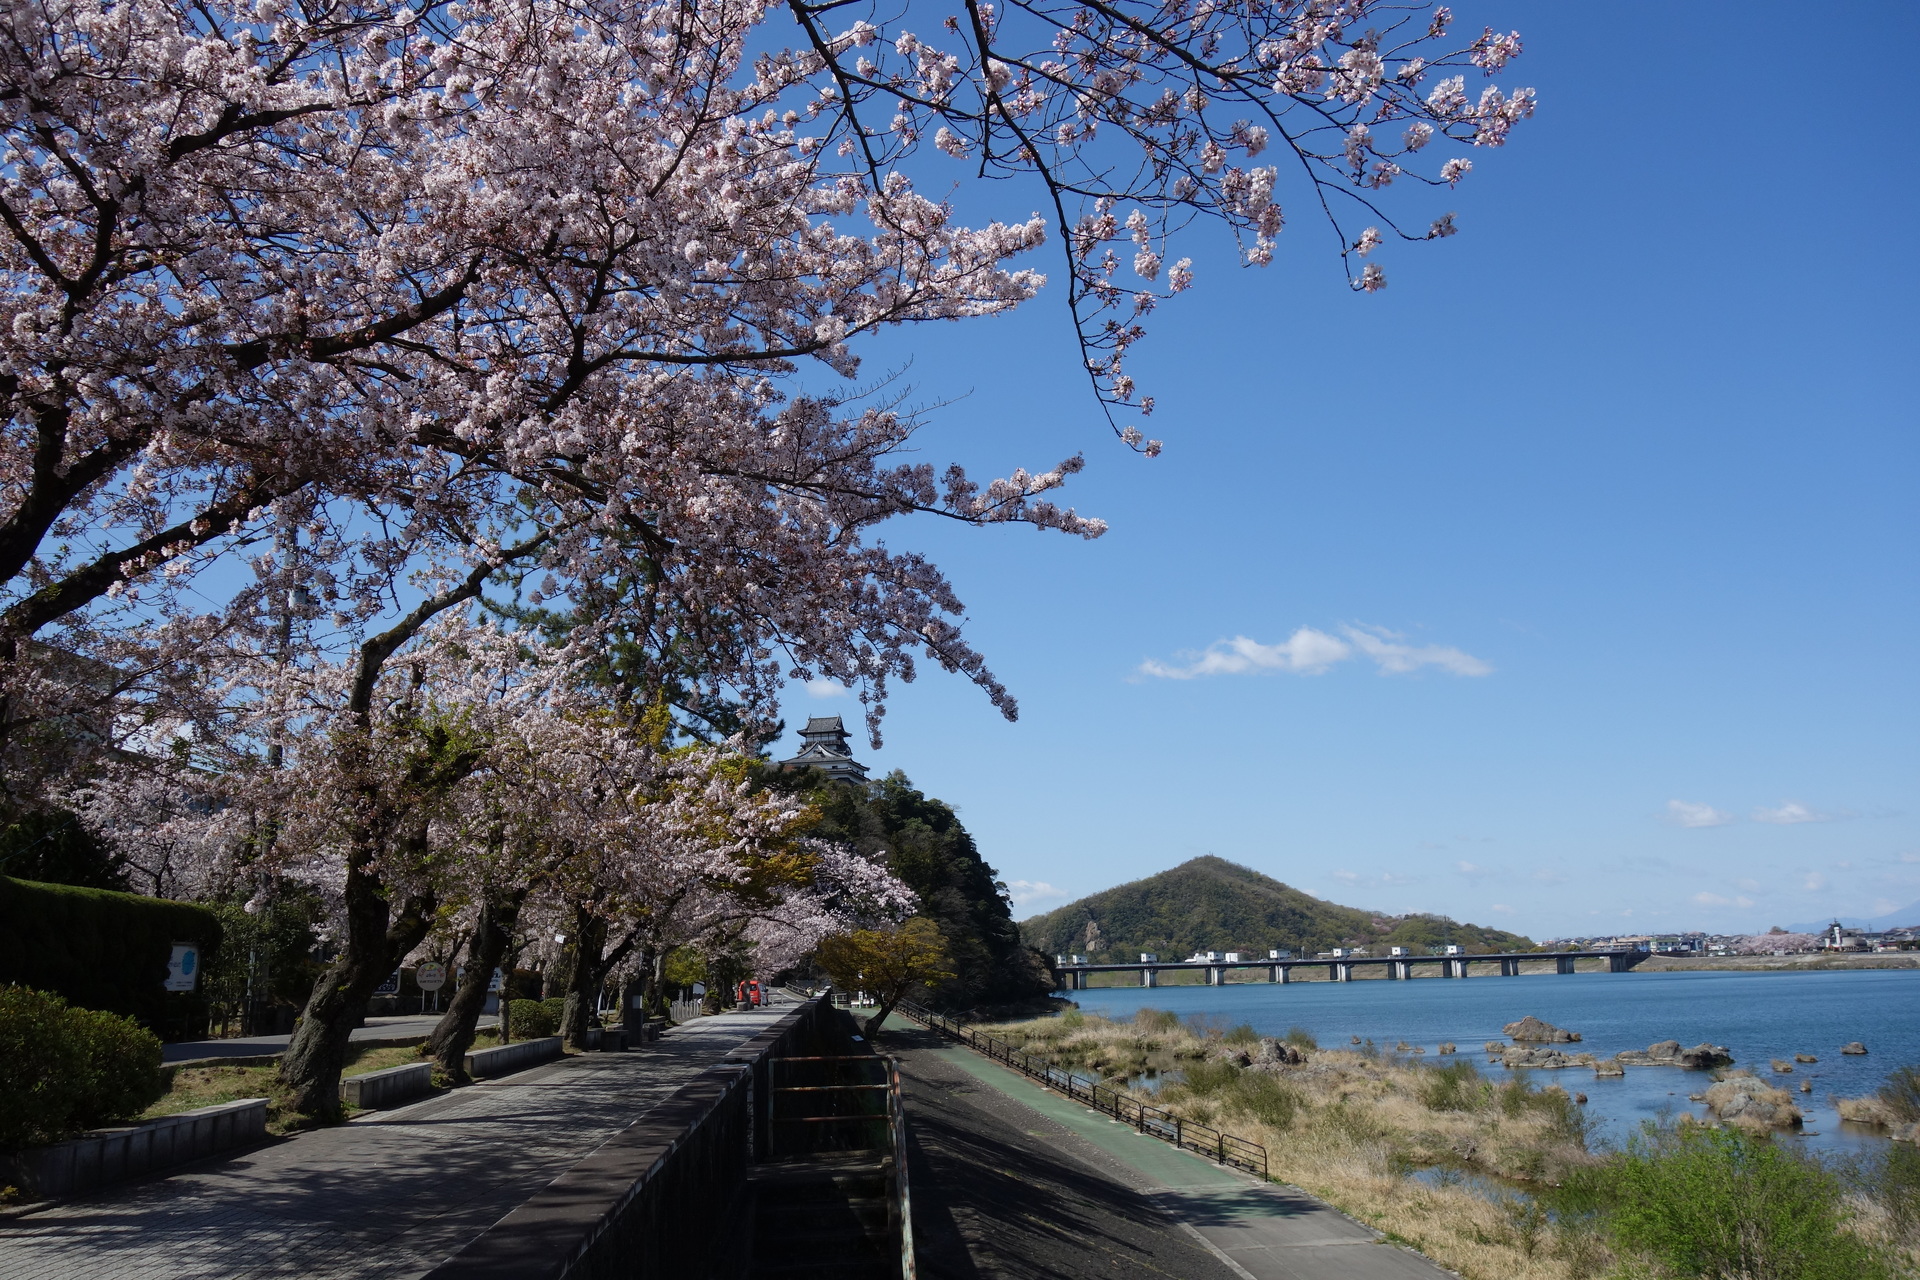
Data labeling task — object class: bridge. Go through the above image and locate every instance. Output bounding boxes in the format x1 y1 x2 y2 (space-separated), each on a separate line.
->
1051 949 1649 990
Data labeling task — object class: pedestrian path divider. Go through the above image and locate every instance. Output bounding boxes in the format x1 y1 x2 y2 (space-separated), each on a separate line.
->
465 1035 563 1080
896 1001 1268 1179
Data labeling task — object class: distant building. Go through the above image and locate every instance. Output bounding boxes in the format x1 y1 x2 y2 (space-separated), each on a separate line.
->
777 715 869 785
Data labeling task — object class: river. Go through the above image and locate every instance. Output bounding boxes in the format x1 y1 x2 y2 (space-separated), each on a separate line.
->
1059 968 1920 1159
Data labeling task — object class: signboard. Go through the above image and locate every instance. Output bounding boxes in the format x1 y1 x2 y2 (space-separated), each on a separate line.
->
165 943 200 992
373 969 401 997
487 967 505 993
415 962 447 992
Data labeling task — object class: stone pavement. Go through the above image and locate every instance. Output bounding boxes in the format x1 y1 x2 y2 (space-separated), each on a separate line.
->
0 1004 789 1280
161 1014 499 1065
885 1023 1453 1280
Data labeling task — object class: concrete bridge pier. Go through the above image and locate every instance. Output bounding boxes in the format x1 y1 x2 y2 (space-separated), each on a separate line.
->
1206 966 1223 986
1557 955 1576 975
1332 962 1353 982
1390 960 1412 980
1499 958 1520 977
1446 958 1468 979
1141 967 1157 988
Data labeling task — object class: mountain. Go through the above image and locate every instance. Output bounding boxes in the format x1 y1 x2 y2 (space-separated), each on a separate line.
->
1018 856 1535 959
1785 900 1920 934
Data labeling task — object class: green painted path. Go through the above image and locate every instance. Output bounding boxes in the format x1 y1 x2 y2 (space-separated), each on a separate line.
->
925 1043 1455 1280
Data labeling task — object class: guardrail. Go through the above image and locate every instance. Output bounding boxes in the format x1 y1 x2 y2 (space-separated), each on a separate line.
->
897 1001 1268 1179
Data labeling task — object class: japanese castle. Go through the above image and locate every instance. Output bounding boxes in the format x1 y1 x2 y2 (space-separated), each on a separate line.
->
777 715 869 785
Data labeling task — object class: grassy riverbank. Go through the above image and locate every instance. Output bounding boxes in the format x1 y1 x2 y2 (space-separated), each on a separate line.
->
1634 953 1920 973
976 1009 1917 1280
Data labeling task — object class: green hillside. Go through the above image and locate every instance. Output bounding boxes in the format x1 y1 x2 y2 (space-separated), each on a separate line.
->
1018 857 1533 959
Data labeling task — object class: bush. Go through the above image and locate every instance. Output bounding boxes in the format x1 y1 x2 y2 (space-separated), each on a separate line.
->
1233 1072 1301 1129
1282 1025 1317 1051
0 986 163 1150
541 996 567 1027
1221 1022 1259 1046
1878 1065 1920 1124
1133 1007 1180 1033
1420 1059 1487 1112
1580 1123 1893 1280
509 999 557 1039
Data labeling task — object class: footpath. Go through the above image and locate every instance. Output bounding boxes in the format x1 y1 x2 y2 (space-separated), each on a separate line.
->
161 1014 498 1065
0 1003 791 1280
886 1023 1453 1280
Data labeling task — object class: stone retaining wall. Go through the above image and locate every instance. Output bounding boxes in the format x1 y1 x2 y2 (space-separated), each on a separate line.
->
3 1099 267 1198
341 1062 434 1110
466 1037 564 1080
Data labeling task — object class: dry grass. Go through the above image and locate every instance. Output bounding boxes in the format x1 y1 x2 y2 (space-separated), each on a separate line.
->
145 1041 454 1133
979 1010 1614 1280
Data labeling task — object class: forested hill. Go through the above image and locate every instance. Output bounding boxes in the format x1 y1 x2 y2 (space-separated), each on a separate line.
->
1018 857 1534 959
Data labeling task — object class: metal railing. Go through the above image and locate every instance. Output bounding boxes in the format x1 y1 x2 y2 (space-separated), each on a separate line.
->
897 1001 1268 1179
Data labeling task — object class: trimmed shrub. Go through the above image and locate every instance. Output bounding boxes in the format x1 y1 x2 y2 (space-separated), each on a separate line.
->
541 997 567 1028
0 986 163 1150
0 876 221 1036
509 999 557 1039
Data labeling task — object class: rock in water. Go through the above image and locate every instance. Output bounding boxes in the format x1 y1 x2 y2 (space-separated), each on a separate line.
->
1676 1043 1734 1069
1594 1058 1627 1078
1794 1053 1818 1063
1438 1043 1456 1055
1799 1081 1812 1093
1484 1040 1507 1054
1841 1042 1869 1055
1645 1040 1684 1062
1771 1059 1794 1073
1503 1016 1581 1043
1705 1073 1803 1129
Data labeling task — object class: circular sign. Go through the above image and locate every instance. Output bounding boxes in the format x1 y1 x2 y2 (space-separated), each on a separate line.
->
415 962 448 992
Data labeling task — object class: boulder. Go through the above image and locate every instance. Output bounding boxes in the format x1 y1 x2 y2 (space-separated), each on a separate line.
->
1841 1042 1869 1055
1616 1049 1652 1065
1574 1092 1588 1104
1503 1016 1581 1043
1704 1074 1802 1130
1798 1081 1812 1093
1438 1043 1456 1055
1676 1043 1734 1070
1794 1053 1818 1063
1646 1040 1684 1062
1484 1040 1507 1054
1251 1038 1307 1067
1896 1123 1920 1144
1502 1045 1577 1069
1594 1058 1627 1078
1770 1059 1794 1074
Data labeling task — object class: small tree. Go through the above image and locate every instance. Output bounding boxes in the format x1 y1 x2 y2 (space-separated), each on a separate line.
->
816 918 955 1035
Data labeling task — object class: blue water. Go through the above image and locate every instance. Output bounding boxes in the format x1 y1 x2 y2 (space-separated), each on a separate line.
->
1062 969 1920 1159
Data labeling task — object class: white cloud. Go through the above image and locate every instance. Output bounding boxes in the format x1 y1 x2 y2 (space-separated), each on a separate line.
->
1331 869 1361 883
1343 624 1494 677
804 678 849 698
1802 872 1827 892
1754 801 1844 825
1667 800 1735 829
1005 880 1067 907
1489 904 1516 915
1455 860 1497 881
1693 891 1756 908
1139 624 1490 681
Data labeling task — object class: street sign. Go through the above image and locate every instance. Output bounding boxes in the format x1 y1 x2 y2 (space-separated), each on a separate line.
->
165 943 200 992
373 969 401 996
415 962 447 992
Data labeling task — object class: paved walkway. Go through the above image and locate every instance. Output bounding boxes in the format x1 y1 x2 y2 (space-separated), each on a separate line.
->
162 1015 499 1064
1 1004 790 1280
885 1023 1452 1280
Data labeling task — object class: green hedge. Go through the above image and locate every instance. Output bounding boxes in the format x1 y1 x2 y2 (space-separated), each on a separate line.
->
0 876 222 1037
0 986 165 1150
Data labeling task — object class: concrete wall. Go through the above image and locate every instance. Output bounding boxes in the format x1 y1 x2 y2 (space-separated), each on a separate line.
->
3 1099 266 1198
341 1062 433 1110
466 1037 563 1080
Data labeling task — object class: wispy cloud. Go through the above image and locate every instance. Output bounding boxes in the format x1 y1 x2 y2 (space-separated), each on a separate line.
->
1667 800 1735 829
1139 624 1490 681
804 678 849 698
1005 880 1067 907
1802 872 1828 892
1753 801 1846 825
1692 891 1756 908
1489 904 1516 915
1455 860 1497 881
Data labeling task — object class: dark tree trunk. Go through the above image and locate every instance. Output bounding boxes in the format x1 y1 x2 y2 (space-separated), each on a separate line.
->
427 885 526 1081
561 914 641 1050
277 860 435 1121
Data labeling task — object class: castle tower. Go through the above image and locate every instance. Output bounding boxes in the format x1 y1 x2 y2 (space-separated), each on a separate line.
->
777 715 869 785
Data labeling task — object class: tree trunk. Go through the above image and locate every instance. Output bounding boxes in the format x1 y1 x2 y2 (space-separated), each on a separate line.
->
427 885 526 1081
560 907 604 1051
277 862 435 1121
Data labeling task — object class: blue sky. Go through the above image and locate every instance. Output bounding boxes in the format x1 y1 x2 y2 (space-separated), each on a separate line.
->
775 0 1920 939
